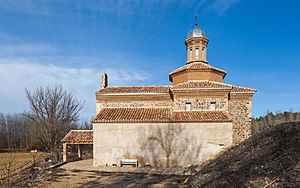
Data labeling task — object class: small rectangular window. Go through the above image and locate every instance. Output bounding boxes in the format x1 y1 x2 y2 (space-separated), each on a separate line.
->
186 101 192 111
209 101 216 110
189 48 193 59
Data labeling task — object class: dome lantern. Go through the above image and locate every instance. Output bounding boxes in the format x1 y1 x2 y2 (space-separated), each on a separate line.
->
185 16 209 64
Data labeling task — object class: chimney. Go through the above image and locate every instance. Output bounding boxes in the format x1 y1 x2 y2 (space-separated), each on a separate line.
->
101 73 108 89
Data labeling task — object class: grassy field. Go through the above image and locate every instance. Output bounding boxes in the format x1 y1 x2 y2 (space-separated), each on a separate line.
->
0 152 47 181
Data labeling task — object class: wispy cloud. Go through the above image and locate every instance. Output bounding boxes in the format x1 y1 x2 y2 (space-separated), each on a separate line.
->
0 0 241 20
0 43 57 57
0 27 151 118
0 59 149 89
0 59 150 118
208 0 241 15
0 0 60 16
0 31 58 57
0 0 243 119
0 31 21 43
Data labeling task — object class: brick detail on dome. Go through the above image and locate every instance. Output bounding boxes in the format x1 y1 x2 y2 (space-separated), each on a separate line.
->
169 62 227 76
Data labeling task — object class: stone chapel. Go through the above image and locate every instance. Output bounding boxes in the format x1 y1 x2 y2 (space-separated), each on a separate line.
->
92 19 256 167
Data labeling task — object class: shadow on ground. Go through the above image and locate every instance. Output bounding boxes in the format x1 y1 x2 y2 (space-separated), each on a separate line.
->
35 168 187 187
79 171 185 188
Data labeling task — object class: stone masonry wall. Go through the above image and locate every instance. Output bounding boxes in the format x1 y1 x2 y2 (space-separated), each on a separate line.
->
228 99 252 144
173 98 227 111
96 101 171 114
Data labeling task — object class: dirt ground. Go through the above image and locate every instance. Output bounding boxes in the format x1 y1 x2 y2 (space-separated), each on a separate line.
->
33 159 188 188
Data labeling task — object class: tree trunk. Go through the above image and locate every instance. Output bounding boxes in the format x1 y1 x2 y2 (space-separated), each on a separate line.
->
166 156 170 168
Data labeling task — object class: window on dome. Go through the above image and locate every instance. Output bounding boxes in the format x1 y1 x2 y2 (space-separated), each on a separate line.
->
189 48 193 60
195 48 199 59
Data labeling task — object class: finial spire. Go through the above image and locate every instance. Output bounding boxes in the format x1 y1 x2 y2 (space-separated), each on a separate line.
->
194 14 198 28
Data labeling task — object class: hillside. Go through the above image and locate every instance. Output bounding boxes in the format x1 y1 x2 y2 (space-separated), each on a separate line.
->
187 121 300 187
252 111 300 133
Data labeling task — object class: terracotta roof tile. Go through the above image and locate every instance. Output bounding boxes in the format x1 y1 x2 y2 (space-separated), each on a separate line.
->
93 108 231 123
171 80 232 90
61 130 93 143
93 108 170 123
231 85 257 93
169 62 227 76
172 111 231 122
97 86 170 94
96 81 255 95
171 80 256 93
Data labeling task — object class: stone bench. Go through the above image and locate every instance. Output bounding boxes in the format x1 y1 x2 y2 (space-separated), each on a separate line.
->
120 159 139 167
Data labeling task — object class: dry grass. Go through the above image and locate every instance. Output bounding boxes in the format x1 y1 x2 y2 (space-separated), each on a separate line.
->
187 121 300 187
0 152 47 180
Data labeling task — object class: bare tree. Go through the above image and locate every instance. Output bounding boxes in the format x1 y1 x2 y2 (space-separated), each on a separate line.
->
80 119 93 130
0 113 6 150
0 113 29 151
252 111 300 133
24 85 83 161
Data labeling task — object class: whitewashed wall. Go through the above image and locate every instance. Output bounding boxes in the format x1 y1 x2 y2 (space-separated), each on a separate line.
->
93 122 232 167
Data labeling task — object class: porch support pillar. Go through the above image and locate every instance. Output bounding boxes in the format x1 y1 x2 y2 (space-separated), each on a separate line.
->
63 143 67 162
77 144 82 159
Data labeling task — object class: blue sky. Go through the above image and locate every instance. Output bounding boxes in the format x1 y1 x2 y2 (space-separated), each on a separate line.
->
0 0 299 120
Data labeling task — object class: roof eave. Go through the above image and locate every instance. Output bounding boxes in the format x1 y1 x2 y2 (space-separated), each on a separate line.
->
170 88 231 92
93 120 232 123
230 91 256 95
97 92 170 96
169 67 227 77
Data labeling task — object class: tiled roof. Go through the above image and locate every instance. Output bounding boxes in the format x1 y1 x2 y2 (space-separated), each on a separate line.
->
96 81 255 95
97 86 170 94
61 130 93 143
231 85 257 93
169 62 227 76
171 80 232 90
172 111 231 122
93 108 171 123
171 80 256 93
93 108 231 123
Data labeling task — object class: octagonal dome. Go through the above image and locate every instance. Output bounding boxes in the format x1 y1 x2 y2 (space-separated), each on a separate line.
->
186 28 208 40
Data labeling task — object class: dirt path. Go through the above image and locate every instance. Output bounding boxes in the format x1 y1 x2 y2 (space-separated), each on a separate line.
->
33 160 188 188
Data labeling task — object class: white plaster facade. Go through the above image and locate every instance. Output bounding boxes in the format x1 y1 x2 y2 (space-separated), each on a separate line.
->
93 122 232 167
